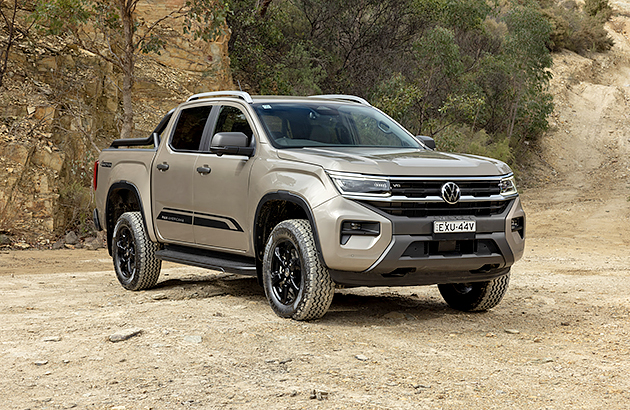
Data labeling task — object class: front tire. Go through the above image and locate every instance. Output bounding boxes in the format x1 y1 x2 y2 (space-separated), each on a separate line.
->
112 212 162 290
262 219 334 320
438 271 510 312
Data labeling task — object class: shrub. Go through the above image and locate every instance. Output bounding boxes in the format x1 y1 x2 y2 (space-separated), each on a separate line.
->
55 157 96 236
56 180 95 237
370 73 423 134
584 0 613 22
543 2 613 53
433 125 513 164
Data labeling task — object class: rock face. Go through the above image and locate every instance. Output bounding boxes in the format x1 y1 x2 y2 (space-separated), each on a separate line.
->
0 1 233 244
135 0 232 92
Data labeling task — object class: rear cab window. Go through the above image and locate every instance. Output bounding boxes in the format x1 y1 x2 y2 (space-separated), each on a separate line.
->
170 106 214 152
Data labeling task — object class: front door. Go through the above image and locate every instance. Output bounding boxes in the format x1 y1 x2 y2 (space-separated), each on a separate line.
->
192 104 256 252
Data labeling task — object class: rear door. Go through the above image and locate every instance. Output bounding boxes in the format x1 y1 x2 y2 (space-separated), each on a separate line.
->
152 104 214 243
192 104 256 252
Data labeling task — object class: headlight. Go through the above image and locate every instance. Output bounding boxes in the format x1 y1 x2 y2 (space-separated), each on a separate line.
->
328 172 391 197
499 176 517 196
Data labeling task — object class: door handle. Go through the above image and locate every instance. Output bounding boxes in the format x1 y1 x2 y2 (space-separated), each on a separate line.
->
196 166 211 175
156 163 169 171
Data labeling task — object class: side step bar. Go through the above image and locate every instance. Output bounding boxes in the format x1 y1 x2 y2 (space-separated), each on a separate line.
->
155 245 257 276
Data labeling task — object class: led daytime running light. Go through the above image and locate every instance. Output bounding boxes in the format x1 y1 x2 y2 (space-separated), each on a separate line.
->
329 173 391 197
499 176 517 196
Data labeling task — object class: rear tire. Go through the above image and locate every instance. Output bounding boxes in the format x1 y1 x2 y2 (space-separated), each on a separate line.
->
262 219 334 320
438 271 510 312
112 212 162 290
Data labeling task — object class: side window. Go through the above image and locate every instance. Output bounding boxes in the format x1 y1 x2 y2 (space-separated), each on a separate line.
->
214 106 254 140
170 106 213 151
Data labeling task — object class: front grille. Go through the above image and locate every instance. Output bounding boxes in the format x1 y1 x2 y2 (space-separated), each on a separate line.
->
362 178 510 218
363 200 510 217
390 180 500 198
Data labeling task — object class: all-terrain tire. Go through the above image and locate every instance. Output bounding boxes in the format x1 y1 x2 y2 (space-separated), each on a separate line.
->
438 270 510 312
112 212 162 291
262 219 334 320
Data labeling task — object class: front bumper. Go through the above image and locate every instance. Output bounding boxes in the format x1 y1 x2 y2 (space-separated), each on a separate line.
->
329 196 525 287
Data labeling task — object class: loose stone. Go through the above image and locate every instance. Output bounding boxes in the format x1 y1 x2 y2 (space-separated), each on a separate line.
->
109 328 143 342
183 335 202 344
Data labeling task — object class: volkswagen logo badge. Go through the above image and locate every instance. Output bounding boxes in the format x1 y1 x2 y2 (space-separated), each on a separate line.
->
441 182 461 204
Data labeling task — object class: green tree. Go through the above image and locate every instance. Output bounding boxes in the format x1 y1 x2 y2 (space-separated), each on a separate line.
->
227 0 558 162
500 4 553 142
411 26 465 135
34 0 228 139
371 73 423 131
0 0 36 88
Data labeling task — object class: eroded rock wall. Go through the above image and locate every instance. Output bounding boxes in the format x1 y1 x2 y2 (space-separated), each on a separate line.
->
0 1 232 246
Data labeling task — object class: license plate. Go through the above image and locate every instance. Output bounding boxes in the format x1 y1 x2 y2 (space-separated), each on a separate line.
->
433 220 476 234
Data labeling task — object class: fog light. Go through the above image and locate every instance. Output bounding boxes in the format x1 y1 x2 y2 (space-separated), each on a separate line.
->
341 221 380 245
511 217 524 239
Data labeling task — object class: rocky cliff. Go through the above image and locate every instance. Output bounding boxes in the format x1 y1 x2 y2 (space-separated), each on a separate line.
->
0 1 233 248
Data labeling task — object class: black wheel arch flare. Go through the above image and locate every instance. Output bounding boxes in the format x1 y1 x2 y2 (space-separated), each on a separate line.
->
105 181 148 255
254 191 325 276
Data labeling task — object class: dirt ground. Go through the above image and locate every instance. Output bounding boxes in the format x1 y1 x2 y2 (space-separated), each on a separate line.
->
1 220 630 410
3 6 630 410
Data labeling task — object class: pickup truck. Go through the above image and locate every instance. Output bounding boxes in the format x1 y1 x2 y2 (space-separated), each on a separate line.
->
93 91 525 320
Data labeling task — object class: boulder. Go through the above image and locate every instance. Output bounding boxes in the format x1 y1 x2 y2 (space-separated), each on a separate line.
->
64 231 79 245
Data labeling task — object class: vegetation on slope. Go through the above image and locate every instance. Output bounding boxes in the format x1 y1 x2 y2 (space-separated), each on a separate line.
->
227 0 614 164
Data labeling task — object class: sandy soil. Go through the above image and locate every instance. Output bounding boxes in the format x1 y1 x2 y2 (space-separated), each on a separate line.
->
0 231 630 410
2 5 630 410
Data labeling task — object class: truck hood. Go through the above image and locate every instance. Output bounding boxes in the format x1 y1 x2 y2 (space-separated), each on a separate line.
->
276 147 512 177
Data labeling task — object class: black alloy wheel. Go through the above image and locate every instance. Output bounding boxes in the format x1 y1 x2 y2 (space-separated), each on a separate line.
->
270 240 303 305
115 225 136 281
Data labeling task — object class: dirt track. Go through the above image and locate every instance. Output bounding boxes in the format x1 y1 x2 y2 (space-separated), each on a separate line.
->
1 188 630 410
1 164 630 409
3 5 630 409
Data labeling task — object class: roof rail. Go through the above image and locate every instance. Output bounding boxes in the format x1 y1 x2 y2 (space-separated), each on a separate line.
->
187 91 254 104
308 94 371 106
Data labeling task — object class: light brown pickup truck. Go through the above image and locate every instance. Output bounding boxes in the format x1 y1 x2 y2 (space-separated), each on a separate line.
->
93 91 525 320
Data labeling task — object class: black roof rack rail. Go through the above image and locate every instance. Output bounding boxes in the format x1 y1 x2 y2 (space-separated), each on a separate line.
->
187 91 254 104
308 94 371 106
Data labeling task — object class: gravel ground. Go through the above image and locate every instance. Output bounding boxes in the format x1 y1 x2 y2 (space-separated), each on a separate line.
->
1 191 629 410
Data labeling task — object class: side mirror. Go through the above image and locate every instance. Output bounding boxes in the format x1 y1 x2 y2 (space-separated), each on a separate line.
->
416 135 436 150
210 132 255 157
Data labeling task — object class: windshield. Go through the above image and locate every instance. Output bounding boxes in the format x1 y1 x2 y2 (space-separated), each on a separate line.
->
253 102 422 149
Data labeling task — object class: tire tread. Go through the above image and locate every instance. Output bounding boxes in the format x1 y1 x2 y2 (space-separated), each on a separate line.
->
263 219 334 321
438 271 510 312
470 273 510 311
113 212 161 291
